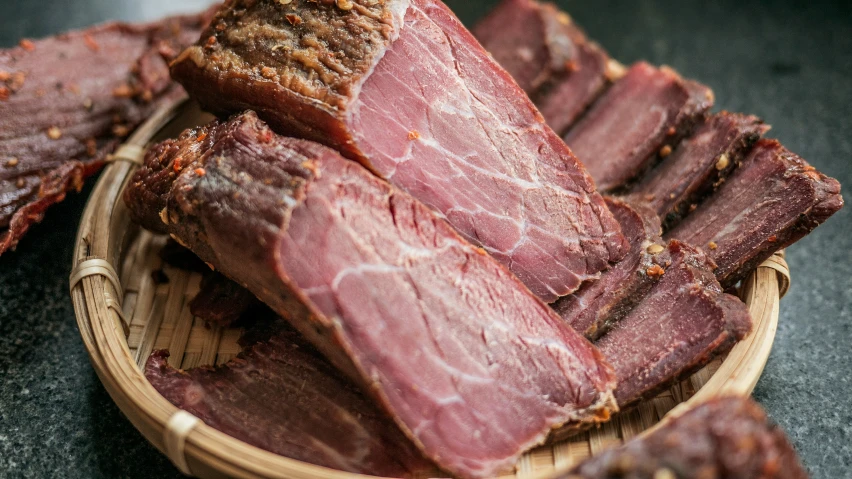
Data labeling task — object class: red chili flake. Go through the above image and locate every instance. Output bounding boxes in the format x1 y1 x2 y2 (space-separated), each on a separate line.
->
113 84 134 98
67 83 81 95
257 129 273 143
206 35 217 46
0 87 9 101
196 132 208 143
666 126 677 136
140 90 153 103
85 138 98 157
0 70 9 81
646 264 666 278
173 157 183 172
407 130 420 140
195 168 206 176
768 235 778 242
285 14 303 25
83 33 100 52
19 39 35 51
111 124 130 137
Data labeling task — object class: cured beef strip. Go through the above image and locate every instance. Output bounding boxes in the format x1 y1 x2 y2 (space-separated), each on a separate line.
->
124 112 617 479
0 9 215 255
666 139 843 287
473 0 612 135
190 272 262 328
145 329 436 477
628 112 769 229
552 198 666 341
170 0 628 303
595 241 751 409
564 62 714 192
552 397 808 479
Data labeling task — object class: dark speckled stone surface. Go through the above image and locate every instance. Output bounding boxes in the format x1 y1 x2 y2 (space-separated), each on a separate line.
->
0 0 849 477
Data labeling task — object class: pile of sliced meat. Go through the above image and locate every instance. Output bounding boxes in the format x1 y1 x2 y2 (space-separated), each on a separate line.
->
0 8 218 254
1 0 840 477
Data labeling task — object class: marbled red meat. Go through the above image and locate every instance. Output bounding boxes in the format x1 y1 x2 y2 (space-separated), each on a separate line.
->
552 397 808 479
125 112 617 479
170 0 628 302
564 62 713 192
595 241 751 408
553 198 666 340
474 0 612 135
629 112 769 229
0 9 216 255
667 139 843 286
145 329 436 477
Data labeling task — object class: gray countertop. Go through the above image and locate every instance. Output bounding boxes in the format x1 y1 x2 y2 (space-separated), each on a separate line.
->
1 0 850 477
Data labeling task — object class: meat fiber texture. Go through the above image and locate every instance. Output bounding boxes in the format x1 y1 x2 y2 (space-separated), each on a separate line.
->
190 271 263 328
473 0 612 135
628 112 770 230
564 62 714 192
0 8 216 255
169 0 628 303
667 139 843 287
552 397 809 479
595 241 751 409
552 198 667 341
124 112 618 479
145 330 436 477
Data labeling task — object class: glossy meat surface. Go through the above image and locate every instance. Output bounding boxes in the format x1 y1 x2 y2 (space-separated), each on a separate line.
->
170 0 628 302
125 112 618 479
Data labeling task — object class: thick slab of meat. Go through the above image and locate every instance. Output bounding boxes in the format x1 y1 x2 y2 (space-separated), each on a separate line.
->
145 332 435 477
125 112 617 479
554 397 808 479
190 272 262 328
552 198 666 340
474 0 612 135
595 241 751 408
564 62 714 192
170 0 628 302
0 10 215 255
629 112 769 229
667 139 843 286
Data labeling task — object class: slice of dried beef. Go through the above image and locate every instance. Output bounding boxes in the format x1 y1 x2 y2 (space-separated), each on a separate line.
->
628 112 769 229
554 397 808 479
474 0 612 135
553 198 666 340
564 62 714 192
666 139 843 286
145 327 436 477
0 8 216 255
595 241 751 409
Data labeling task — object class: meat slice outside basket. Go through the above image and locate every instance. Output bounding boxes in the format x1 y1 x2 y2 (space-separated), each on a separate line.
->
552 197 667 340
0 8 216 255
473 0 613 135
170 0 628 303
124 111 618 479
628 112 769 230
666 138 843 287
145 320 437 477
563 62 714 192
551 397 808 479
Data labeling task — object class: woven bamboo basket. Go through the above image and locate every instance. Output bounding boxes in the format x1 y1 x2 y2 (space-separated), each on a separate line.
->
70 97 791 479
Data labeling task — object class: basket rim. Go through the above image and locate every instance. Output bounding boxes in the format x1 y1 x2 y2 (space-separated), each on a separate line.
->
70 97 790 479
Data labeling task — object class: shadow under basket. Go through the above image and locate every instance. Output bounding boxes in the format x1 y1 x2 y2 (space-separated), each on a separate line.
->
69 98 791 479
